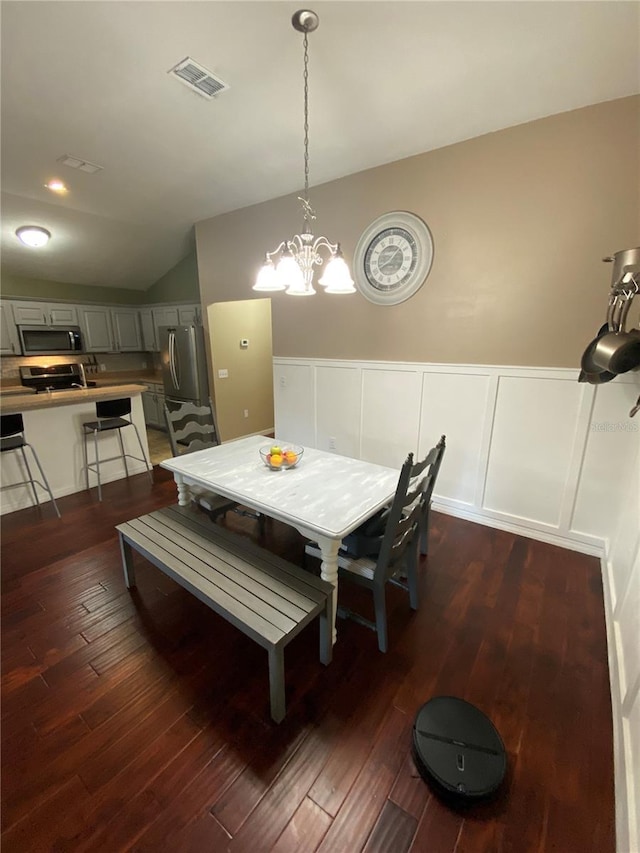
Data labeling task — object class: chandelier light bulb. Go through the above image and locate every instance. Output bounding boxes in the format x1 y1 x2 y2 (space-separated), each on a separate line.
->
16 226 51 248
318 251 356 294
276 253 308 293
253 259 286 292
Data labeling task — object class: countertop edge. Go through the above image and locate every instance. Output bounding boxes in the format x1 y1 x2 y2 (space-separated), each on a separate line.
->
0 383 148 415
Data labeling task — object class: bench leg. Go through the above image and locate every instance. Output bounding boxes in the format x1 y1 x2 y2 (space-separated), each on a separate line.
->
268 645 286 724
119 533 136 589
319 597 333 666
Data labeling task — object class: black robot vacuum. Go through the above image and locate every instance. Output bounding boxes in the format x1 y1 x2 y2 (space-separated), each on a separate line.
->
412 696 507 805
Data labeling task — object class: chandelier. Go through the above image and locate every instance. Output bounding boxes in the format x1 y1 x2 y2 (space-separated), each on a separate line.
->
253 9 355 296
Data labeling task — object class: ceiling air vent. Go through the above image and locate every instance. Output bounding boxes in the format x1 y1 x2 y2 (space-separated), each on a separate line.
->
57 155 103 174
169 57 229 99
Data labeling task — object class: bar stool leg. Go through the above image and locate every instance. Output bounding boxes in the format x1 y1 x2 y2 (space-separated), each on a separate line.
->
83 429 90 492
117 429 129 479
131 422 153 483
25 442 61 518
19 445 40 507
93 428 103 502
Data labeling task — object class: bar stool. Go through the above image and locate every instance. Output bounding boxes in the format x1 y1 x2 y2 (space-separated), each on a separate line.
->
1 413 61 517
82 398 153 501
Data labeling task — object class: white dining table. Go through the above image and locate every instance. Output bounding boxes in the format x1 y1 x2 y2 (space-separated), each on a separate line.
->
160 435 400 643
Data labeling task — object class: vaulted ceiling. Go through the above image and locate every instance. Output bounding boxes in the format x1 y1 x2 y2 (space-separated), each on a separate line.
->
1 1 638 291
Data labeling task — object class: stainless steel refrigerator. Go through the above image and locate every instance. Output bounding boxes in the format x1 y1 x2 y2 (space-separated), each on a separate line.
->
159 324 209 406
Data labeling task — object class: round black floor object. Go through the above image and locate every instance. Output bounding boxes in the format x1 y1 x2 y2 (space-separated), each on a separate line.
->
412 696 506 805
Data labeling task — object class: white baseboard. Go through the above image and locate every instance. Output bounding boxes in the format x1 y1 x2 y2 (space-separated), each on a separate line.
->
432 497 605 557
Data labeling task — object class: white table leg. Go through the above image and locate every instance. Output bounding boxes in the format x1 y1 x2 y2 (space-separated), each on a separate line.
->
174 474 191 507
314 535 340 645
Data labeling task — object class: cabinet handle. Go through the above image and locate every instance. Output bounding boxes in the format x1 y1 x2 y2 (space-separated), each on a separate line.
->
43 312 47 324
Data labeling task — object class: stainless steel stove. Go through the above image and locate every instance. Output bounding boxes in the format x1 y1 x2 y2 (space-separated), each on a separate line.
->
20 364 95 393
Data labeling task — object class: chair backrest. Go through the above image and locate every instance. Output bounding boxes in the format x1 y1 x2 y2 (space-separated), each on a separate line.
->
371 436 446 582
413 434 446 507
96 398 132 419
374 453 426 583
163 398 222 456
1 413 24 438
343 435 446 561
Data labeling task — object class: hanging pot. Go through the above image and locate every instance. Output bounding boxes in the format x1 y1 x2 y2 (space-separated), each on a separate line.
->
591 288 640 374
580 295 621 382
603 247 640 288
578 367 616 384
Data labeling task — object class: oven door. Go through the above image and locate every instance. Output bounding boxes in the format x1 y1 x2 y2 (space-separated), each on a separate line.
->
17 325 84 356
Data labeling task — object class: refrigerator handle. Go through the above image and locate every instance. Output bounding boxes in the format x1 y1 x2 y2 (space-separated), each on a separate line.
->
169 330 180 389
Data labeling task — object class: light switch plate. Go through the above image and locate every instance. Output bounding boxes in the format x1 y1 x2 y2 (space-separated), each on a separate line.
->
218 369 229 379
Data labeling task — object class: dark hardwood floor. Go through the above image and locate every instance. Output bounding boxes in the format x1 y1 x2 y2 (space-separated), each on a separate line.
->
1 467 615 852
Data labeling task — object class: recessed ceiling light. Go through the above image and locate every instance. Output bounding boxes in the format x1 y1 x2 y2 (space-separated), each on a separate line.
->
16 226 51 248
45 179 68 194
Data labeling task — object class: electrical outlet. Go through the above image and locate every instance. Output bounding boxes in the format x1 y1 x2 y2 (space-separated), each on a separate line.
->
99 364 106 372
243 409 249 418
279 376 286 387
329 436 336 451
142 360 147 369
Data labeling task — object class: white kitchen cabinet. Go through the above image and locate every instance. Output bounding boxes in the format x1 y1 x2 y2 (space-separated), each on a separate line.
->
178 304 202 325
142 383 166 428
11 300 78 327
111 308 142 351
79 306 142 352
139 309 156 351
79 307 115 352
0 302 21 355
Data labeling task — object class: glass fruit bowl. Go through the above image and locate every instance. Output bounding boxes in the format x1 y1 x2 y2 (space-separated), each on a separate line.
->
260 443 304 471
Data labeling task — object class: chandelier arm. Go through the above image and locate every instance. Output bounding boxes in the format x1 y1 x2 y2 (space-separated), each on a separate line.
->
264 240 288 263
310 235 339 255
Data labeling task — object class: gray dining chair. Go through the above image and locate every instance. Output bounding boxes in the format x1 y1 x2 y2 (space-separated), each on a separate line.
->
305 451 427 653
338 435 446 559
163 399 264 530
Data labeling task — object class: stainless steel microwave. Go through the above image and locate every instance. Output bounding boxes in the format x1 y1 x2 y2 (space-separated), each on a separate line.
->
17 325 84 356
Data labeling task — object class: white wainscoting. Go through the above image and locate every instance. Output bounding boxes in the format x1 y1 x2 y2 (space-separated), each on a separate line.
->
274 356 640 853
275 357 640 555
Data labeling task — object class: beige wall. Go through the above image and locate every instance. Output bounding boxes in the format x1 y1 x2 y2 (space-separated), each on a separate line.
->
142 252 200 304
0 272 142 304
207 298 274 440
196 96 640 368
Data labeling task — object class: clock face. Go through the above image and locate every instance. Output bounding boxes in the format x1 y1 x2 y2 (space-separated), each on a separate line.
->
364 227 418 291
354 212 434 305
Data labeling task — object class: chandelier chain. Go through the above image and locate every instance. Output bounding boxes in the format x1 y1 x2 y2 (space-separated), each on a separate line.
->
302 30 310 205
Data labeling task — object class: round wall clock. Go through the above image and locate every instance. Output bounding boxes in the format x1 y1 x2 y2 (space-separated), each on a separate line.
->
353 211 434 305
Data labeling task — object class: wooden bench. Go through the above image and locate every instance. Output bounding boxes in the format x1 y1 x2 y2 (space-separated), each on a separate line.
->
116 505 333 723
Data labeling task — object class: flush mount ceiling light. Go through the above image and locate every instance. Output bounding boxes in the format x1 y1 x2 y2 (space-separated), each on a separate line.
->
16 226 51 248
44 179 68 194
253 9 354 296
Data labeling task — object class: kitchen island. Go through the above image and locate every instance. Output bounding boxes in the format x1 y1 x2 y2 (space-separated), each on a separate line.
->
0 383 151 515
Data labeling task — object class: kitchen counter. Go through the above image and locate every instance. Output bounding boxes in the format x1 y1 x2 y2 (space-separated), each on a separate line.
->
0 383 148 415
1 384 150 515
